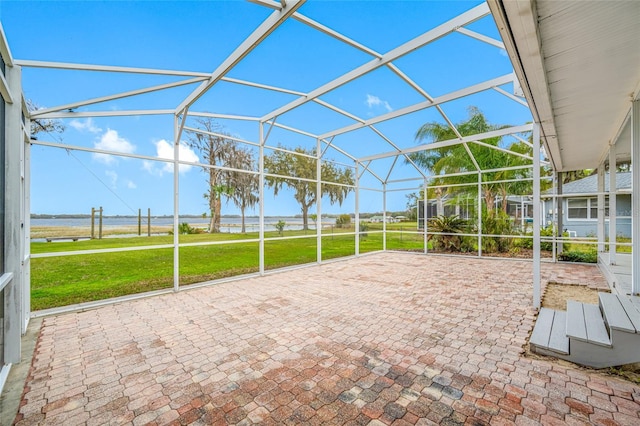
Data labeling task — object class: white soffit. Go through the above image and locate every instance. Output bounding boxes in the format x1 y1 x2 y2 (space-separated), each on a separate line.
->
489 0 640 172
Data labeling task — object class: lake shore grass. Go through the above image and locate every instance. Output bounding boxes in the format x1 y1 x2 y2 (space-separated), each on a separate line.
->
30 224 425 311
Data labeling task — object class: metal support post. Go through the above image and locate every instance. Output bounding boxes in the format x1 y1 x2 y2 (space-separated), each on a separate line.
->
317 139 323 262
4 63 23 363
551 173 557 262
597 165 605 252
533 123 542 309
557 172 564 255
355 162 360 256
172 115 180 292
382 183 387 251
477 172 482 257
259 122 265 275
423 182 428 254
609 148 617 264
632 100 640 295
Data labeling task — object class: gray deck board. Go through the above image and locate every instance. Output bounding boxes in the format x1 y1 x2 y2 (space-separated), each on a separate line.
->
584 304 611 347
618 295 640 333
530 308 554 348
599 293 634 332
548 310 569 355
566 301 587 342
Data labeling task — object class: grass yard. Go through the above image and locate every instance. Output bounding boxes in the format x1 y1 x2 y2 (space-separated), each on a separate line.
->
31 219 609 310
31 226 417 310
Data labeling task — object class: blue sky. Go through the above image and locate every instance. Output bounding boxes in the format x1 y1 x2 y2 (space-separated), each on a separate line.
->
1 0 532 217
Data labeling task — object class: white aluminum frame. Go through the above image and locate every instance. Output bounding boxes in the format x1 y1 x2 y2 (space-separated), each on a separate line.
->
11 0 553 326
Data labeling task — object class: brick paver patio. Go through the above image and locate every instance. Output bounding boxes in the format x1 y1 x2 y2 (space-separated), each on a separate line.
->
13 253 640 425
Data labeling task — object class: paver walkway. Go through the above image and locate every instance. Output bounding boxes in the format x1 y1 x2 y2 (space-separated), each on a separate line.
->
14 253 640 425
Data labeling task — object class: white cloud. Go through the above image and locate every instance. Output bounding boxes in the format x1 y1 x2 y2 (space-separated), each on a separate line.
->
127 180 137 189
366 94 392 112
69 118 102 133
92 129 136 165
105 170 118 189
143 139 200 176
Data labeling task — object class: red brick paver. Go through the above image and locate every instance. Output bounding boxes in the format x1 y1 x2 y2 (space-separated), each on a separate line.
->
15 253 639 425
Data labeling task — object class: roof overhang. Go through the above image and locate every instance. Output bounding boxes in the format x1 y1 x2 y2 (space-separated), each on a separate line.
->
488 0 640 172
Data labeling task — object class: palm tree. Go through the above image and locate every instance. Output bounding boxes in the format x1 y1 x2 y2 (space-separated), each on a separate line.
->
409 107 531 214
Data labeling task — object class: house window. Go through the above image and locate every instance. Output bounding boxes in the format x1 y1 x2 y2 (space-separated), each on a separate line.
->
567 197 608 219
568 198 588 219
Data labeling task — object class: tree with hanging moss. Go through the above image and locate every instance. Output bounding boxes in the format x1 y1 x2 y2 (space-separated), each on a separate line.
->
264 146 354 231
188 118 258 233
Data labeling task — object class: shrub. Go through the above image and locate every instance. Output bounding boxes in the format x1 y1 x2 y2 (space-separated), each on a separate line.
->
522 226 571 251
428 215 468 252
178 222 200 234
481 210 514 253
275 220 286 235
335 214 352 228
558 250 597 263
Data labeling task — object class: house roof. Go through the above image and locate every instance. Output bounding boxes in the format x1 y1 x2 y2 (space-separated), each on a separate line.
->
547 172 631 195
488 1 640 172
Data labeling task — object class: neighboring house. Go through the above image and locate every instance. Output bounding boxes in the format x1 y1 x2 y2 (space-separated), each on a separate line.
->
544 172 631 238
369 215 398 223
417 196 533 230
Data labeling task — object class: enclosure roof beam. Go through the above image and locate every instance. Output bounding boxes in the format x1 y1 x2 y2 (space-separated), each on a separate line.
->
0 23 14 67
33 109 174 119
267 121 318 139
30 77 207 118
492 86 528 107
513 134 533 148
320 138 357 162
358 123 534 162
455 27 505 49
319 73 514 139
15 59 212 77
175 0 305 115
462 143 481 171
251 0 383 59
182 126 260 147
260 2 490 122
359 160 384 184
17 59 312 98
369 126 427 179
384 156 399 183
469 139 534 161
188 111 261 122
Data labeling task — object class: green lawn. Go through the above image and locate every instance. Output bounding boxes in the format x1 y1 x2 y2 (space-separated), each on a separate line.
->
31 226 420 310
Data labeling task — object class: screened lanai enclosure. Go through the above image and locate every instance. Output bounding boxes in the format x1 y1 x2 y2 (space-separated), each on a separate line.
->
7 0 547 315
7 0 640 387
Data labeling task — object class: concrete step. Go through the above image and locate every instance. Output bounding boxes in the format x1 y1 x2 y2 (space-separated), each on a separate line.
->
530 308 569 355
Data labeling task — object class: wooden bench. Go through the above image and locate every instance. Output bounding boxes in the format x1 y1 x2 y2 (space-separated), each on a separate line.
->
45 236 91 242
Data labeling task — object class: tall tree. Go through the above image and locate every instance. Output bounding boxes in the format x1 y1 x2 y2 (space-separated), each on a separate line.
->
188 119 257 233
409 107 535 213
264 146 354 230
227 147 259 233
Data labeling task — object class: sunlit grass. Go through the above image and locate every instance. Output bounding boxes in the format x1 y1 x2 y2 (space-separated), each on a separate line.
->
30 226 421 311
